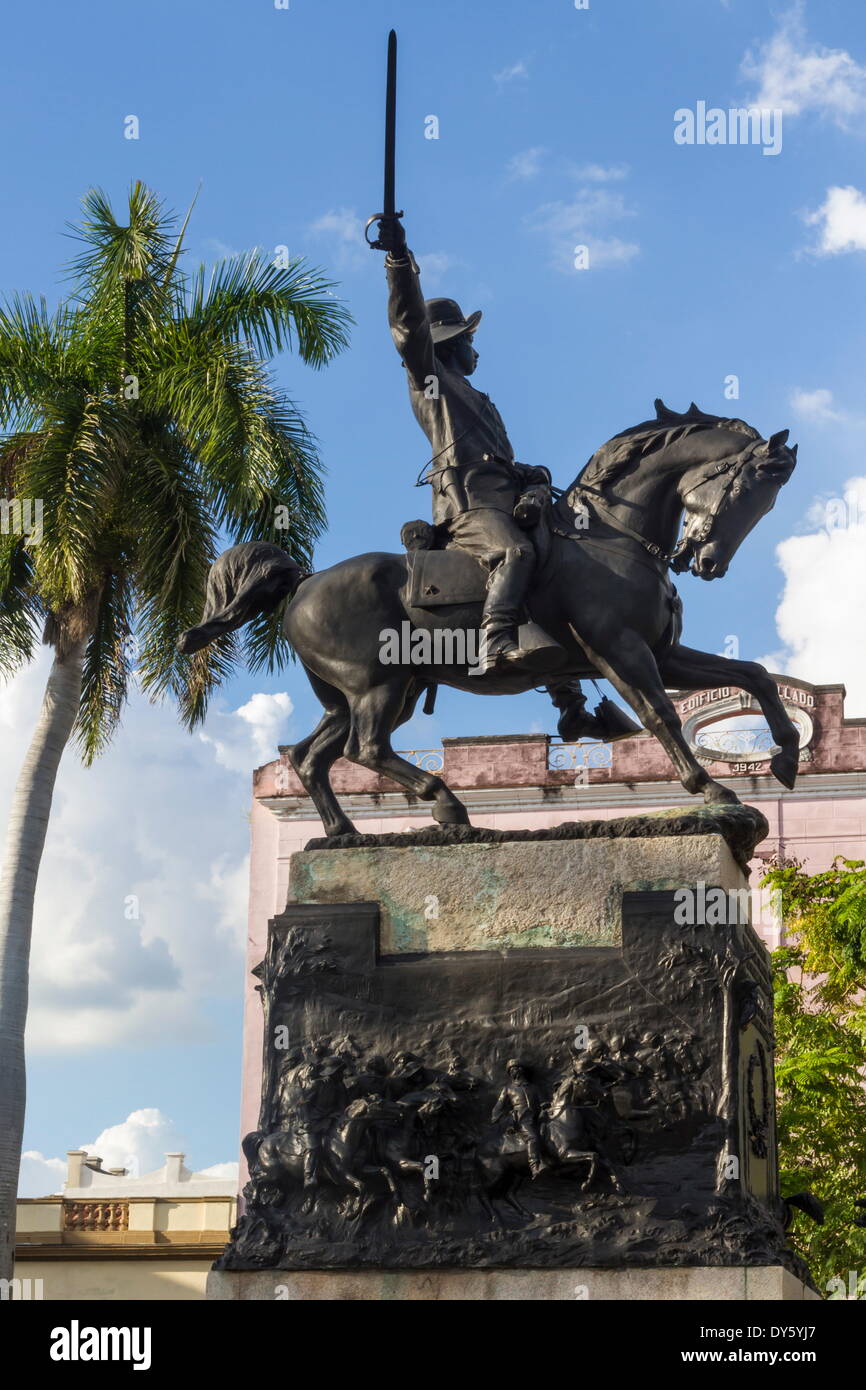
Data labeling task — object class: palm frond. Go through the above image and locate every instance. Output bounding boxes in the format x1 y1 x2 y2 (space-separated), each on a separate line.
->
0 535 42 678
0 180 344 755
129 427 236 724
241 602 294 676
0 296 88 428
182 251 352 366
26 395 133 607
162 185 201 291
137 330 324 551
74 568 134 763
65 183 176 299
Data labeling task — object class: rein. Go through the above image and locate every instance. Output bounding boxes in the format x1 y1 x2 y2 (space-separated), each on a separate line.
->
675 442 761 546
563 439 763 569
565 485 677 567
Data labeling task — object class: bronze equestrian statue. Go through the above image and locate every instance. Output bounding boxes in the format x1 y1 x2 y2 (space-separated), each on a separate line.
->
177 389 798 839
177 32 800 840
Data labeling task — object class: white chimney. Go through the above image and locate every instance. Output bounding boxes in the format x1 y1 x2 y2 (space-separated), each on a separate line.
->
164 1153 185 1185
66 1150 88 1186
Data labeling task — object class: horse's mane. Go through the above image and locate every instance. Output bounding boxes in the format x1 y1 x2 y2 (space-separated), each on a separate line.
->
574 399 763 492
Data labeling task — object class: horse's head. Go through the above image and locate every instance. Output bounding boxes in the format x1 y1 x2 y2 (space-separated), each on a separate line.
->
672 428 797 579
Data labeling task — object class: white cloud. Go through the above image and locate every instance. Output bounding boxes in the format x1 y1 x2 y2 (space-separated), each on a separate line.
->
308 207 365 269
200 691 293 772
18 1108 238 1195
309 208 359 244
201 236 241 261
198 1161 240 1180
527 188 639 272
572 163 629 183
413 251 457 290
506 147 545 180
742 4 866 128
804 185 866 256
18 1151 66 1198
494 61 528 86
769 476 866 713
0 652 287 1052
82 1108 184 1176
789 387 845 422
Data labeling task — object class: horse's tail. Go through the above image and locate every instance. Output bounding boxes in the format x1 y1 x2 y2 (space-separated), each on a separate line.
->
177 541 305 654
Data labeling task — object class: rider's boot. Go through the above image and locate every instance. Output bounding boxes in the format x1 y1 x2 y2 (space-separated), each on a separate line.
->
549 679 642 742
300 1146 318 1212
479 549 540 673
527 1137 549 1179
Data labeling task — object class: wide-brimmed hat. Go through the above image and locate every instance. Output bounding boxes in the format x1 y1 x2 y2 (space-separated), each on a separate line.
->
425 297 482 344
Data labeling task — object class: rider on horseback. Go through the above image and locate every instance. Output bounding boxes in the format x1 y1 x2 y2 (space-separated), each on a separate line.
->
377 215 636 740
491 1058 549 1179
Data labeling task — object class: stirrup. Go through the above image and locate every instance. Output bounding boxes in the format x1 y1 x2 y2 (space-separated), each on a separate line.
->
557 697 642 743
593 697 642 741
484 638 556 676
482 620 567 675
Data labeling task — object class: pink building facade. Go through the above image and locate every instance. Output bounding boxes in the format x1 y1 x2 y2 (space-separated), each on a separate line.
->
239 675 866 1160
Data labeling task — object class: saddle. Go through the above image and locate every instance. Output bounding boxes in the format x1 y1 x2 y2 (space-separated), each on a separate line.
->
402 547 488 609
398 521 568 681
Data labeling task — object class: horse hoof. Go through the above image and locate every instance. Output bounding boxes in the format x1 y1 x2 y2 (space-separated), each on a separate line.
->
703 781 739 806
324 818 357 839
432 801 471 827
770 751 798 790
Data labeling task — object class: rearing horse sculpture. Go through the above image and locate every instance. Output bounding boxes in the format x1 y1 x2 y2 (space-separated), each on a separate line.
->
178 400 798 839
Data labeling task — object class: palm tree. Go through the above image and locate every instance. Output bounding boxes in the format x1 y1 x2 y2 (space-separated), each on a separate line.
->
0 182 351 1276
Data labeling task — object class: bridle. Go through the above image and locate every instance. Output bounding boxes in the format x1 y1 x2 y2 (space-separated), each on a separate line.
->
675 438 766 552
567 437 767 571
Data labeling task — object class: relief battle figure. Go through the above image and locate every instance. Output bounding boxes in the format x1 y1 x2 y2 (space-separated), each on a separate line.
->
544 1050 627 1193
490 1058 549 1179
293 1037 348 1206
238 1029 728 1243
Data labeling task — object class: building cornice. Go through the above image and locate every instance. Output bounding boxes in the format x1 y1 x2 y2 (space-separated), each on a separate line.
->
261 770 866 824
14 1243 228 1262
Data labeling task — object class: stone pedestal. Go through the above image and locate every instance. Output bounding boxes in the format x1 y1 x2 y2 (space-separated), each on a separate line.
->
208 1265 820 1301
210 806 815 1298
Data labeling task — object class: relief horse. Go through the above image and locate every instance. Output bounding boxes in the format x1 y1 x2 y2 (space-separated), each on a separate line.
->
178 400 798 839
243 1096 403 1218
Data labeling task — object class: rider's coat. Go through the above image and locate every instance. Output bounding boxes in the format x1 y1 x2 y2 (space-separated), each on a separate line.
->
386 250 548 530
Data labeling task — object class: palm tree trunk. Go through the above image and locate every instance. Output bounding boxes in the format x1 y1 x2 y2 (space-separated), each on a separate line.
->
0 640 85 1279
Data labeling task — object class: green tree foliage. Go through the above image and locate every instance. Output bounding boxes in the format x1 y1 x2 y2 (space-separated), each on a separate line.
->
764 856 866 1295
0 182 352 755
0 184 350 1278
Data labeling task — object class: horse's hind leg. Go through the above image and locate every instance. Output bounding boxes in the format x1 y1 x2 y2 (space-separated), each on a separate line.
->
285 668 355 838
343 681 471 827
503 1172 531 1218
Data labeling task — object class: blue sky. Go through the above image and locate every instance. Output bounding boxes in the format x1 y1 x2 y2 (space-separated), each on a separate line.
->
3 0 866 1183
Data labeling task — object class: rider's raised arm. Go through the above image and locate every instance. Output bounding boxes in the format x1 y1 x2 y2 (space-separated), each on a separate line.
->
386 248 436 392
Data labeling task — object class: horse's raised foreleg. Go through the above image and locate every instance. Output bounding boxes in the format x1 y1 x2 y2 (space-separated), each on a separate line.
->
579 1153 598 1192
574 627 739 806
343 681 471 827
658 644 800 790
